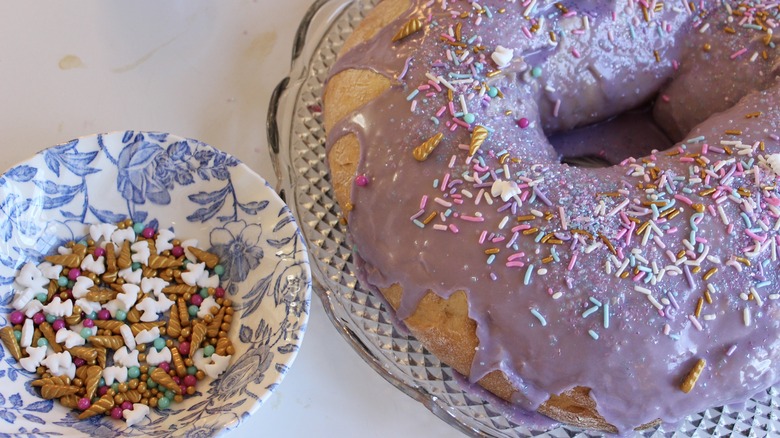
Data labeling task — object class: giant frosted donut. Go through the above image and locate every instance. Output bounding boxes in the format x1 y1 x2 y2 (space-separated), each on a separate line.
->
324 0 780 432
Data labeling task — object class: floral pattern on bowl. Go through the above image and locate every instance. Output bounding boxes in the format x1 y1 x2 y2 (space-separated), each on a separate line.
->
0 131 311 437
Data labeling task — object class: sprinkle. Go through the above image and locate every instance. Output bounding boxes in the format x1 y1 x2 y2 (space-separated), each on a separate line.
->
530 309 547 326
743 308 752 327
588 330 599 340
582 306 600 318
680 358 706 393
524 264 534 285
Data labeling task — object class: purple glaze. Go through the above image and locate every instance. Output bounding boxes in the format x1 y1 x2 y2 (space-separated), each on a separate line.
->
327 0 780 432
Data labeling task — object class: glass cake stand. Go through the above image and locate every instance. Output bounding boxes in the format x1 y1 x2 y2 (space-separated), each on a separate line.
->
267 0 780 435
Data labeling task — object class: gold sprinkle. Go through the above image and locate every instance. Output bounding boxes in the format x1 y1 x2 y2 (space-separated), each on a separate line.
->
692 203 705 213
455 22 462 42
636 221 650 236
392 18 423 42
745 111 762 119
547 239 564 245
677 250 686 259
724 129 742 136
699 188 716 197
735 257 751 267
542 255 555 264
703 43 711 52
654 50 660 62
423 211 437 225
704 289 713 304
694 297 704 318
571 229 593 238
516 215 536 222
540 234 553 243
522 227 539 235
484 248 500 255
667 208 681 220
599 233 617 255
413 132 444 162
597 191 622 197
724 27 736 34
486 70 502 78
723 145 733 155
702 267 718 281
620 271 630 279
680 358 706 393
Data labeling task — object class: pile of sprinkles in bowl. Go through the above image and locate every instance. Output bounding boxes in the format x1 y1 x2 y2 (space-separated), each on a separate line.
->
0 220 234 426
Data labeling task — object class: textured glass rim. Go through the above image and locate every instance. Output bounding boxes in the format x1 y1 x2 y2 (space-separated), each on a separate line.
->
265 0 780 436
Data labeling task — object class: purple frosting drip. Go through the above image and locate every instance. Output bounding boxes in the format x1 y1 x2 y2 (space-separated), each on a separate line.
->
326 0 780 432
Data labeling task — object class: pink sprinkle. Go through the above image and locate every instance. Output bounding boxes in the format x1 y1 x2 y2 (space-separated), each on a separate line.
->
82 319 94 328
190 294 204 306
517 118 530 129
121 401 134 411
178 341 191 356
746 229 767 242
429 81 442 92
571 48 581 58
460 215 485 222
567 253 578 271
9 311 24 325
110 406 123 420
93 247 106 257
553 100 561 118
52 319 66 331
98 386 109 396
479 230 487 244
679 157 694 162
441 173 450 192
702 143 709 154
511 224 531 233
507 252 525 262
355 175 369 186
448 224 459 233
215 287 226 298
448 101 456 116
730 47 748 59
727 223 734 234
97 309 111 320
77 398 91 411
492 236 506 243
420 195 428 209
661 95 670 103
522 26 533 38
171 246 184 257
674 194 693 205
688 315 703 331
506 261 526 268
67 268 81 281
158 362 171 372
632 271 646 282
142 227 155 239
32 313 45 325
418 85 431 91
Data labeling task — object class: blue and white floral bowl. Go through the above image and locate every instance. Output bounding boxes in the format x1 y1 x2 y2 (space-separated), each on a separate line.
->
0 131 311 436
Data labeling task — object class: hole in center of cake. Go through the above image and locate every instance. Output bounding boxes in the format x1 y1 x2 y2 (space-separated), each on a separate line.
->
549 105 673 168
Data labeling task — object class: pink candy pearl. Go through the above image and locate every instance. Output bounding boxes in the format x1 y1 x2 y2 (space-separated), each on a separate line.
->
179 384 188 395
171 246 184 257
77 398 91 410
82 319 94 328
97 309 111 320
517 118 530 129
142 227 155 239
121 401 133 411
214 287 225 299
183 375 197 387
73 358 86 367
98 386 109 396
172 376 181 385
355 174 369 186
52 319 66 331
32 313 45 325
67 268 81 280
110 406 123 419
178 341 191 356
190 294 203 306
158 362 171 372
9 311 24 325
93 247 106 257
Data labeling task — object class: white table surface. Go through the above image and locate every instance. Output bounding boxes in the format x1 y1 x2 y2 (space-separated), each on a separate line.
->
0 2 459 437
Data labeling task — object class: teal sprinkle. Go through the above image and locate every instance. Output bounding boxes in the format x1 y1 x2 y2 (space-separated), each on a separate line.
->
164 390 175 400
147 378 157 388
531 66 542 78
115 309 127 321
132 222 145 234
524 265 534 285
204 345 216 357
638 265 653 273
690 213 703 231
687 135 706 143
488 87 498 98
697 242 705 253
99 377 105 387
88 311 97 320
740 212 752 228
534 231 545 243
157 397 171 410
755 281 771 288
689 230 697 245
77 239 87 246
200 288 209 298
582 306 600 318
589 297 602 307
452 50 460 66
445 209 452 217
449 73 473 79
37 338 48 347
670 334 680 341
214 265 225 277
187 366 198 375
682 187 693 194
743 23 762 30
413 220 425 228
628 23 636 39
463 113 476 124
182 259 190 269
57 276 68 287
467 35 478 44
603 303 610 329
67 280 75 288
13 330 21 341
433 179 439 188
588 330 600 340
659 199 676 211
487 254 496 265
530 309 547 326
111 383 119 391
36 293 47 303
629 255 636 267
153 337 166 352
551 247 560 262
128 366 141 379
45 314 56 323
188 305 199 317
529 191 537 203
651 204 660 219
406 89 419 101
80 327 92 339
770 42 776 49
477 156 486 166
644 274 654 284
495 168 504 175
431 116 440 125
656 25 664 37
484 6 492 18
131 262 141 271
